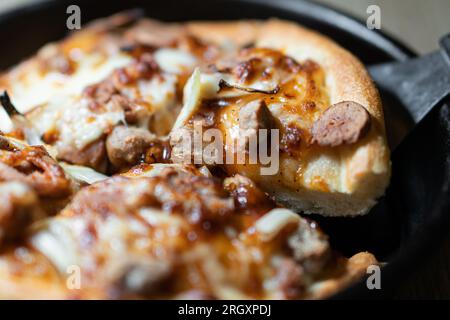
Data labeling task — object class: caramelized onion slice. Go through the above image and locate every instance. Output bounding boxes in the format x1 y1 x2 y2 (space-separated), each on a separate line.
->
60 162 108 185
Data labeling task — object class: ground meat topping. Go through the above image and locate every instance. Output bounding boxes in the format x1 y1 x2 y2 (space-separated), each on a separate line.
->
67 167 234 225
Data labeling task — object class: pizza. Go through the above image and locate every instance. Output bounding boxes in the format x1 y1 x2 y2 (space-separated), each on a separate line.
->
0 11 388 299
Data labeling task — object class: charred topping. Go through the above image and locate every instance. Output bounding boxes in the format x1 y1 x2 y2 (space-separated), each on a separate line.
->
218 79 279 95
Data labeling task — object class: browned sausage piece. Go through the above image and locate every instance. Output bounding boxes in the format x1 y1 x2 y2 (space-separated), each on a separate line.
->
0 181 45 245
223 174 274 212
311 101 371 147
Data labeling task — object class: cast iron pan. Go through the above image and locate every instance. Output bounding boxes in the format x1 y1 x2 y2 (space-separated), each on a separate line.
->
0 0 449 299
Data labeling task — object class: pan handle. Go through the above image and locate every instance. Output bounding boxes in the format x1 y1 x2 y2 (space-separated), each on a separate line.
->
368 34 450 126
